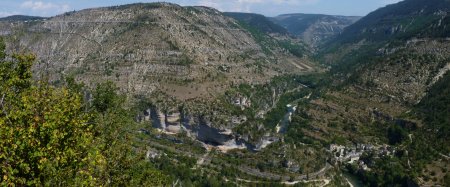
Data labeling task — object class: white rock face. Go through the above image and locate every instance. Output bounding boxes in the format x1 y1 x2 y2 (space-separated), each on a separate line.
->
255 136 278 151
158 111 166 129
166 125 182 134
431 62 450 85
216 139 246 153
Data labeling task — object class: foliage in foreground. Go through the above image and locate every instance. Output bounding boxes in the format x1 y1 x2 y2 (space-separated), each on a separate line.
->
0 37 168 186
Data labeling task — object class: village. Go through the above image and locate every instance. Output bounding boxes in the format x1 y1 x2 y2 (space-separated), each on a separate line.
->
328 143 397 171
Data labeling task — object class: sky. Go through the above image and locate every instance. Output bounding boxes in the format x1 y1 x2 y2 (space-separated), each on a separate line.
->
0 0 403 18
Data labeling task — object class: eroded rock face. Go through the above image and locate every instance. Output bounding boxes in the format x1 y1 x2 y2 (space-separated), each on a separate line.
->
165 111 182 133
0 2 313 100
139 106 265 150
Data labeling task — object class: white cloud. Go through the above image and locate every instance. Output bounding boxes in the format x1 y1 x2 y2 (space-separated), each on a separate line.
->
20 1 70 15
198 0 224 10
197 0 253 12
237 0 263 3
272 0 319 5
199 0 319 6
195 0 320 13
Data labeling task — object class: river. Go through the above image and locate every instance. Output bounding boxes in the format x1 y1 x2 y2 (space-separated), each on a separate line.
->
276 104 297 134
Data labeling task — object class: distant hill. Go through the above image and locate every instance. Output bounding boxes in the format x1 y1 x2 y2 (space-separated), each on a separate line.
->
224 12 360 48
335 0 450 43
271 13 360 47
322 0 450 69
317 0 450 140
320 0 450 101
0 15 46 22
223 12 289 35
224 12 312 58
0 3 314 100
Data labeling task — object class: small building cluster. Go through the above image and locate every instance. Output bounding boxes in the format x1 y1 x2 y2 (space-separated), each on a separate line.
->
232 95 251 110
329 143 396 171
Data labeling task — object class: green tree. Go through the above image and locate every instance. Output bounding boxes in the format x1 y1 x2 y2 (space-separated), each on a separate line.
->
387 125 407 145
90 81 169 186
0 38 168 186
0 37 5 59
444 172 450 187
0 48 103 185
92 81 121 113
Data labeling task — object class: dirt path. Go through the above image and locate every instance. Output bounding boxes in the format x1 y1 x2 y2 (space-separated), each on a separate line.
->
147 137 333 183
236 178 331 186
287 58 313 71
345 178 354 187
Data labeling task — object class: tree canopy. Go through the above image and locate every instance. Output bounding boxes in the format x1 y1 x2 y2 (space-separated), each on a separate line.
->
0 38 168 186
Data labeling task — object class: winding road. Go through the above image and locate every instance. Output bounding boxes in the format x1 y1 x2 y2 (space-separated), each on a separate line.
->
147 137 333 183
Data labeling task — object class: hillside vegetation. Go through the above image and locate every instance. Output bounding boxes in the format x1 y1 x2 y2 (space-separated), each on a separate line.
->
0 0 449 186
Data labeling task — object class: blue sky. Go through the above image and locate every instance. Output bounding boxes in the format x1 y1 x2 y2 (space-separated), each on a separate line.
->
0 0 403 18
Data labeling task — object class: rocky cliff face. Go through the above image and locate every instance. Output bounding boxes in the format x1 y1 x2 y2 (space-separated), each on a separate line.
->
0 3 314 100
